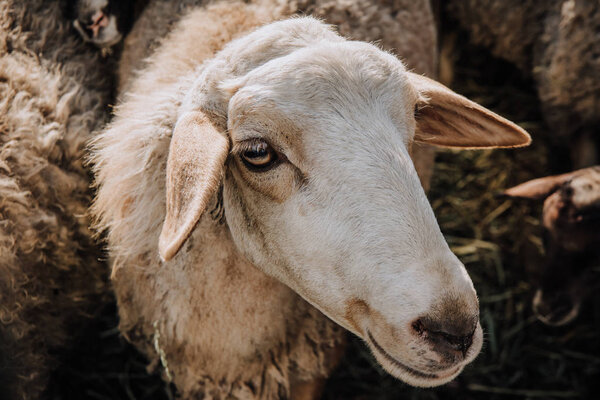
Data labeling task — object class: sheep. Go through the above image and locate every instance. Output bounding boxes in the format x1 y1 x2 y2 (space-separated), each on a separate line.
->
0 1 117 398
503 166 600 326
444 0 600 168
70 0 146 51
90 1 532 398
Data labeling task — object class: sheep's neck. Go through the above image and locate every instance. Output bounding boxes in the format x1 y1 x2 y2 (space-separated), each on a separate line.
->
114 207 343 397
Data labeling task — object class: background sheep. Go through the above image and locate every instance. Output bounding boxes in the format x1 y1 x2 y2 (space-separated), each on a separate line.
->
0 0 119 398
91 1 531 398
503 166 600 326
70 0 147 51
444 0 600 169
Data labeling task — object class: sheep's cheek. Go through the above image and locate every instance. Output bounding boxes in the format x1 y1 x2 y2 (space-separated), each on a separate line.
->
230 158 299 203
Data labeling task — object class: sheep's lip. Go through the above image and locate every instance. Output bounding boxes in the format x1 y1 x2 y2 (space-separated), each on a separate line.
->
366 331 460 381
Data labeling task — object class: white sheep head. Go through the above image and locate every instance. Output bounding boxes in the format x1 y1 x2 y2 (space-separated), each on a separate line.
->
158 18 530 387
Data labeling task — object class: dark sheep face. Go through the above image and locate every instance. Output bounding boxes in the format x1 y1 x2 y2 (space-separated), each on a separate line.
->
504 166 600 326
70 0 139 49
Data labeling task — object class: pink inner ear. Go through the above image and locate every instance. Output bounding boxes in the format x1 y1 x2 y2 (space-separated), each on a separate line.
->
503 172 578 200
159 112 229 262
409 72 531 149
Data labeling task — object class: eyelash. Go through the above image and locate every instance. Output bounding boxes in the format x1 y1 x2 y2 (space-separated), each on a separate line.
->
232 139 268 154
234 139 280 171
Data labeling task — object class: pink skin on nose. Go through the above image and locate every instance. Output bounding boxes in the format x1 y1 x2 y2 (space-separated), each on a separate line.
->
88 11 109 38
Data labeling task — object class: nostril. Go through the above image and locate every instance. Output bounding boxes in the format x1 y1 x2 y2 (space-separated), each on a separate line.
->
81 23 95 38
436 330 474 357
412 318 476 357
561 185 574 199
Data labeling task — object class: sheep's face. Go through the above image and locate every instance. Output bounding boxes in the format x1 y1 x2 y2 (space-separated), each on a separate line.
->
505 166 600 326
160 18 530 387
218 43 482 387
72 0 134 49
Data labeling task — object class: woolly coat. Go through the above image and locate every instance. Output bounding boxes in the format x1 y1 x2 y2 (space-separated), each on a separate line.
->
0 1 114 398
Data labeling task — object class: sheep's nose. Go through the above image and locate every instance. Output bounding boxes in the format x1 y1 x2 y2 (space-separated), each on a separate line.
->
412 316 477 358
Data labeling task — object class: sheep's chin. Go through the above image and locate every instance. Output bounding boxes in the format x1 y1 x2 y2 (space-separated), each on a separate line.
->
365 331 463 388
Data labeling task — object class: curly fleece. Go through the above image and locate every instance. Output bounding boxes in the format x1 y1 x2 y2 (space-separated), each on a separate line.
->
0 1 115 398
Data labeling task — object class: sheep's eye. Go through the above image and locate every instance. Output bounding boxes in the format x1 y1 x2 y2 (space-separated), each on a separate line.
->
240 141 278 171
414 104 420 118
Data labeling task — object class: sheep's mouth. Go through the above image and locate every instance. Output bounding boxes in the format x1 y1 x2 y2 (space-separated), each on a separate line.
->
366 331 460 381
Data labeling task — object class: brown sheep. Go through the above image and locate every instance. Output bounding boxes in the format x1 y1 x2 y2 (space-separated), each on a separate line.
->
0 1 118 398
504 166 600 326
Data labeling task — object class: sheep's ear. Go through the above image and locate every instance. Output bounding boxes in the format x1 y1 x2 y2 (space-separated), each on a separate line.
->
503 172 577 200
409 72 531 149
159 112 229 262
